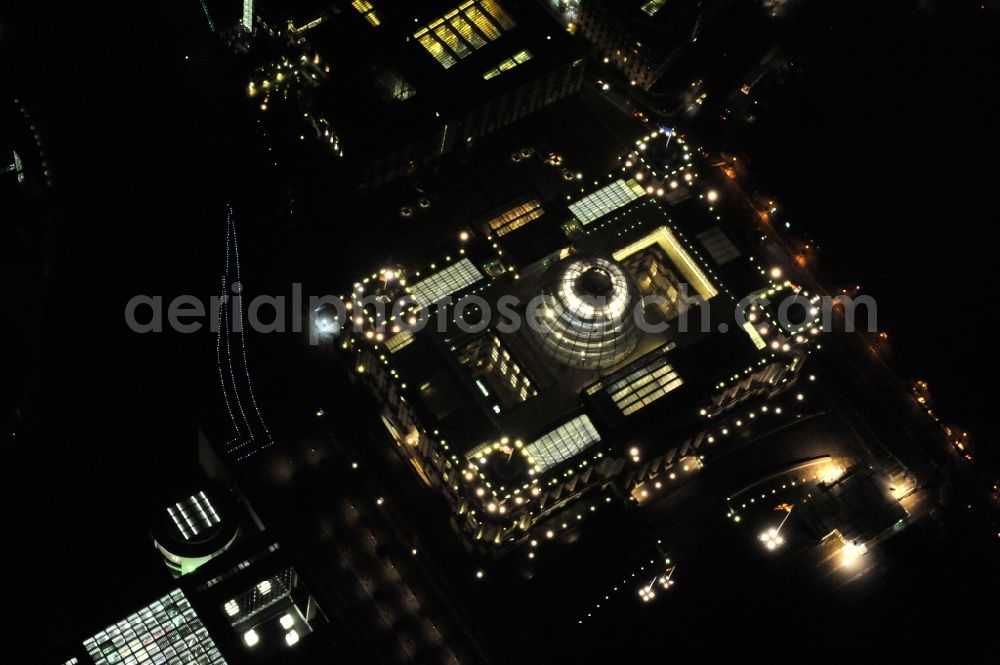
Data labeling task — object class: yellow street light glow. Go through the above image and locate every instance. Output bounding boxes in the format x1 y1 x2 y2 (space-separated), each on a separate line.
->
818 463 845 484
706 190 718 203
840 541 867 566
759 527 784 551
770 267 783 280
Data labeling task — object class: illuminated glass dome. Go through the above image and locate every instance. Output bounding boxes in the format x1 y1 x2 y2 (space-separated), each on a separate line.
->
533 256 641 370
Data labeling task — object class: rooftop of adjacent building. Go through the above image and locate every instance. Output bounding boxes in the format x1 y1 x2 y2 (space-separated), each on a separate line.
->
246 0 586 158
577 0 706 50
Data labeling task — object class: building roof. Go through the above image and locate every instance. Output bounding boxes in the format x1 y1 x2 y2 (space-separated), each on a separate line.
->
366 193 760 471
293 0 584 165
579 0 703 56
798 465 908 544
151 484 241 562
82 589 227 665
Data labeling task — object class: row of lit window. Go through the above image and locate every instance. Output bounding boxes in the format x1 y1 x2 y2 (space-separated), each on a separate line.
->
485 199 544 236
351 0 380 26
568 178 646 225
84 590 226 665
413 0 516 69
483 49 533 80
485 337 534 404
169 492 221 541
385 330 414 353
641 0 668 17
408 258 484 306
524 415 601 472
608 357 683 415
222 571 293 627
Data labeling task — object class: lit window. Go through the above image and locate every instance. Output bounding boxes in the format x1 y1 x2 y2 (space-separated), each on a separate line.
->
83 590 227 665
168 491 221 541
385 330 414 353
525 415 601 472
376 69 416 103
414 0 516 68
483 49 533 80
479 0 516 29
641 0 668 16
351 0 381 26
608 355 683 415
415 31 458 69
446 9 487 48
431 19 473 60
569 179 647 225
742 321 767 350
221 569 295 628
409 259 484 306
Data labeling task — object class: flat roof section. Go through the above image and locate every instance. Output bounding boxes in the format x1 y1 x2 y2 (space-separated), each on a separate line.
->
569 178 646 225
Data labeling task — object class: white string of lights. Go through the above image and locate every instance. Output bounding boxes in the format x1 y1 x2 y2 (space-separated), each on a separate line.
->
220 212 252 443
217 273 244 441
229 207 274 448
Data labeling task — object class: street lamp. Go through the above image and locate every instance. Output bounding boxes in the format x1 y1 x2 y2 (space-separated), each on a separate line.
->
759 527 785 551
639 563 676 602
759 504 794 551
